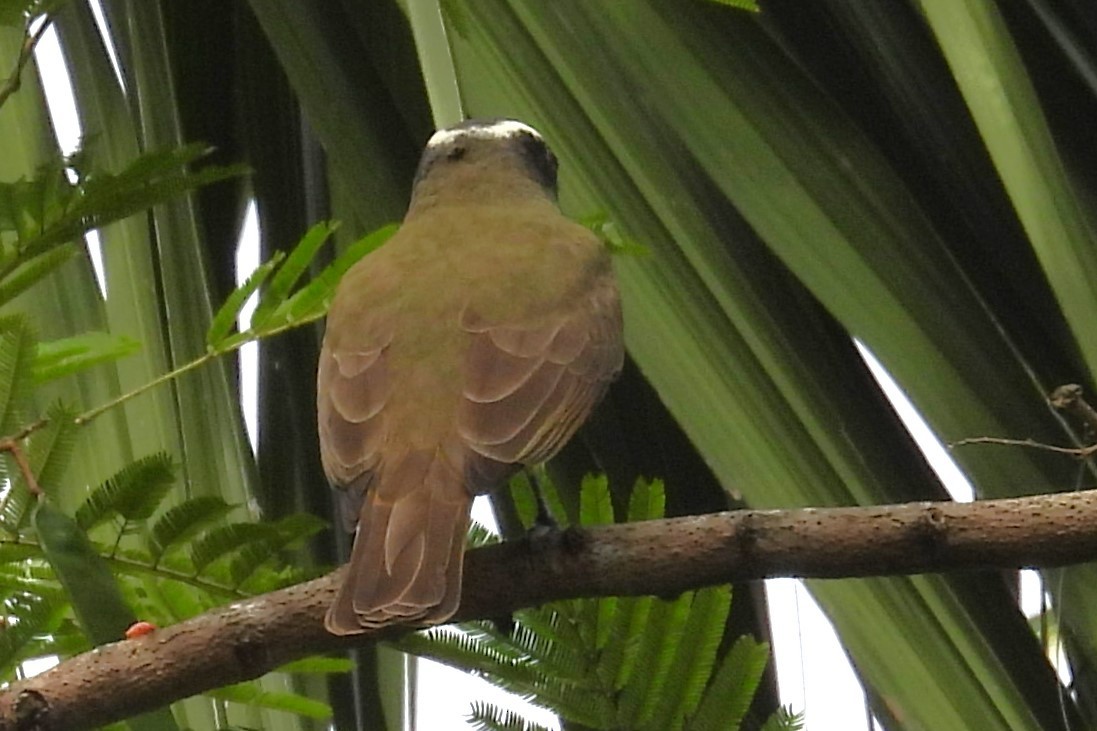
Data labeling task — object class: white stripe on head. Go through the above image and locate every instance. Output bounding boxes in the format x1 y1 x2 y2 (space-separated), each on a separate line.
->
426 119 543 149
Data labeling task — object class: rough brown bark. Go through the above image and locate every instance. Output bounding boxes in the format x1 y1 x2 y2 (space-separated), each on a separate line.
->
4 489 1097 730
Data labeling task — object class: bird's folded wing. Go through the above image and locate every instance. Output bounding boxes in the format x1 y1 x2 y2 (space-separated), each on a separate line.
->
457 274 623 485
317 320 394 532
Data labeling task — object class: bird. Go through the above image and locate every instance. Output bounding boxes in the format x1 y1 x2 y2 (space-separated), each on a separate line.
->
317 118 624 634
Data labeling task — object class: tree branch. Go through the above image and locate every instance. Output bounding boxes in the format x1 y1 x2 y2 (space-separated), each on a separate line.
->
6 488 1097 730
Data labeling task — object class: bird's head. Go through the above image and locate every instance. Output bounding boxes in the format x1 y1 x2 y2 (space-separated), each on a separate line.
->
407 118 560 213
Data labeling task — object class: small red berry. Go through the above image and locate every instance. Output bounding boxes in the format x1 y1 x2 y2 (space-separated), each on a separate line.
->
125 621 157 639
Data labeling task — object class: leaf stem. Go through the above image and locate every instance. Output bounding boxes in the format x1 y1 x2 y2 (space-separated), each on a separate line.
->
0 537 249 600
74 312 325 426
75 350 215 426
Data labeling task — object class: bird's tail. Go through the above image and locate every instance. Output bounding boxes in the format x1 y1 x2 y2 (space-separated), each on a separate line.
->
326 448 472 634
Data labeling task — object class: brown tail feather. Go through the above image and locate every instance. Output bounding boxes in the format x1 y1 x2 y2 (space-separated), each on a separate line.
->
325 448 472 635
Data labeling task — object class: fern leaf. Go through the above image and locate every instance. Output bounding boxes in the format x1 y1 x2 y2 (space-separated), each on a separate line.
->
687 635 772 731
592 594 646 690
262 223 397 328
16 617 91 669
190 522 279 573
0 245 79 309
579 474 614 526
250 221 337 331
758 706 805 731
0 590 67 679
33 331 141 384
627 477 665 522
508 473 539 529
0 482 33 537
615 592 694 729
398 627 529 678
0 315 36 434
467 520 501 548
206 252 284 348
0 563 63 598
0 543 41 563
227 513 326 587
75 452 176 531
141 573 215 622
23 145 248 255
467 701 556 731
193 513 324 580
646 586 734 730
148 495 234 559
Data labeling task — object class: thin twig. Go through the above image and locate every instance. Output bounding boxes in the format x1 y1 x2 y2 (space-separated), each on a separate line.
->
949 435 1097 459
0 418 48 496
0 13 55 110
0 418 48 521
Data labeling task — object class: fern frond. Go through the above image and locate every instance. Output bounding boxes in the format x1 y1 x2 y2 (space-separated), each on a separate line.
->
412 475 773 731
511 615 591 684
627 478 665 522
399 627 532 679
148 495 235 559
17 616 90 666
225 513 326 587
262 223 397 328
0 485 33 539
0 590 67 679
190 522 278 573
0 246 79 311
0 563 62 598
687 635 771 731
647 586 734 730
467 520 500 548
206 252 284 348
132 573 213 623
578 474 613 526
0 315 36 434
249 221 338 330
467 701 555 731
75 452 176 531
758 706 805 731
33 331 141 385
615 591 694 729
19 145 248 256
0 542 42 564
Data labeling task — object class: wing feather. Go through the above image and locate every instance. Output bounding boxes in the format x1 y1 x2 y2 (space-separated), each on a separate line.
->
458 274 623 474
